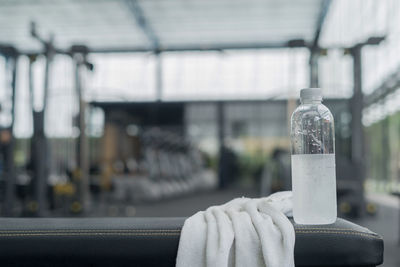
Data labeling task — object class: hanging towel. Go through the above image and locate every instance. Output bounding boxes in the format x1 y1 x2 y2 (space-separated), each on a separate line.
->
176 191 295 267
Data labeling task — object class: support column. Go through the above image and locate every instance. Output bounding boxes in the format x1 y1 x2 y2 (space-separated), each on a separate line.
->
217 102 225 149
156 52 162 101
217 102 226 189
74 58 90 212
2 56 18 216
381 114 389 181
28 24 54 216
350 45 366 216
309 49 319 88
28 48 52 217
351 46 365 169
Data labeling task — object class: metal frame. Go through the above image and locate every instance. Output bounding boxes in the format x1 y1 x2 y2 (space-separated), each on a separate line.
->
125 0 160 50
7 41 308 56
0 0 333 56
72 49 94 212
309 0 332 88
312 0 332 49
1 54 18 216
86 41 306 54
364 68 400 107
25 23 55 216
341 37 385 216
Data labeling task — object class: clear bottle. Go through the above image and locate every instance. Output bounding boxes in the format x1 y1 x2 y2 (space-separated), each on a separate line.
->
290 88 337 224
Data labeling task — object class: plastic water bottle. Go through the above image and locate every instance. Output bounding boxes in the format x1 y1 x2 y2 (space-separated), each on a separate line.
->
290 88 337 224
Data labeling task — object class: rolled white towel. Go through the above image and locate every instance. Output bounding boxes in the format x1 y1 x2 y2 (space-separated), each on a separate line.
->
176 191 295 267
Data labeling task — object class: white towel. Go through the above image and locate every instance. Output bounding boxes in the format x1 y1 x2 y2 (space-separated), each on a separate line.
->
176 191 295 267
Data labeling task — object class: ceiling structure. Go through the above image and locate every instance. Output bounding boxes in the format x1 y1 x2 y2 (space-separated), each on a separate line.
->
0 0 331 53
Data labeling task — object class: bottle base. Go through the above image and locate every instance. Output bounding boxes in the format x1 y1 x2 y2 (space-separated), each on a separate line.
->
293 217 337 225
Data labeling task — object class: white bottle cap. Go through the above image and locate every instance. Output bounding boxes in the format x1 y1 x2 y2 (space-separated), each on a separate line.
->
300 88 323 101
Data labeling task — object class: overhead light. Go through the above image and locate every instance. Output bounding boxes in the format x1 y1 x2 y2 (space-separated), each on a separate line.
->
287 39 306 48
126 124 140 136
366 36 385 46
319 48 328 56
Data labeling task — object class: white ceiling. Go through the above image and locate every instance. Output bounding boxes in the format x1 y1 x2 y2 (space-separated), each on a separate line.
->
0 0 325 52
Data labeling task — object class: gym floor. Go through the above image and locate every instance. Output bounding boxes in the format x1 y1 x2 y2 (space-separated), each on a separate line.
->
355 194 400 267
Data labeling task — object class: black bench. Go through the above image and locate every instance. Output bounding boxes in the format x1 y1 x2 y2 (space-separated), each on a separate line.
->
0 217 383 266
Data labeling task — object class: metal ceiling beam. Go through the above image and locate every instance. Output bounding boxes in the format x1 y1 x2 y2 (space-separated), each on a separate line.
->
311 0 331 49
125 0 160 50
1 40 308 56
364 67 400 107
87 40 307 54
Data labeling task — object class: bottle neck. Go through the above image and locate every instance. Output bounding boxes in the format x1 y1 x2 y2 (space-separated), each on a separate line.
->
300 99 322 105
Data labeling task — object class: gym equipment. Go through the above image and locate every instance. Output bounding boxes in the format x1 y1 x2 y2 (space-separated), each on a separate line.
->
110 127 217 204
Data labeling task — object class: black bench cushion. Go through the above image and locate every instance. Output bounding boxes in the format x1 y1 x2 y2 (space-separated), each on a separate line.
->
0 217 383 266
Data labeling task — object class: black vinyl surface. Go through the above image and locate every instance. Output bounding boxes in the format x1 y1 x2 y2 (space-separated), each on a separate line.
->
0 217 383 266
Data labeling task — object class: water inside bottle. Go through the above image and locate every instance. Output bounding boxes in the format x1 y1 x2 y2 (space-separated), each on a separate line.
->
291 154 337 224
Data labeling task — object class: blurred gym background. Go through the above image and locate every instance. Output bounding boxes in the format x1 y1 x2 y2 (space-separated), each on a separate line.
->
0 0 399 265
